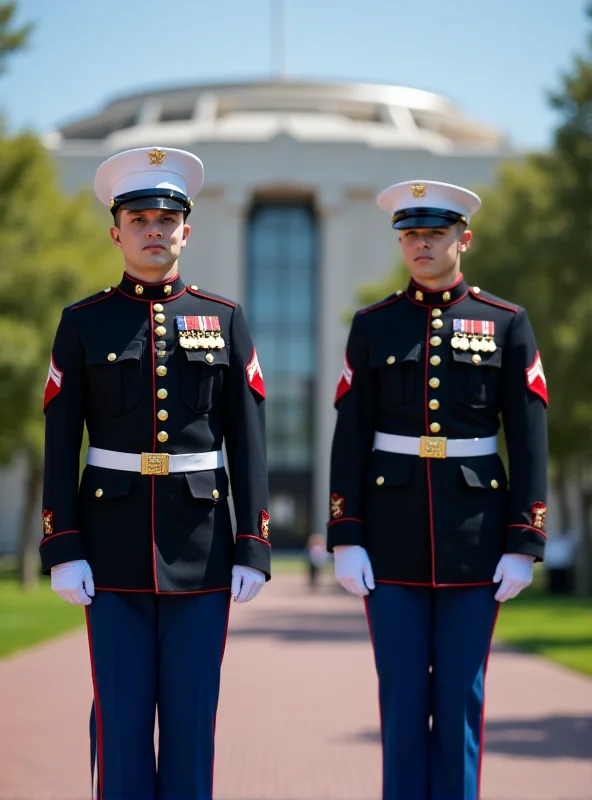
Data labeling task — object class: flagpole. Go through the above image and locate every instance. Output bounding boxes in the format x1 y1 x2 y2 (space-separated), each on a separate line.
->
271 0 285 80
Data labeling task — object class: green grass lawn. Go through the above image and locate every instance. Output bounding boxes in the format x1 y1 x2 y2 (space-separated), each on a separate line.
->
494 586 592 677
1 562 590 678
0 576 86 658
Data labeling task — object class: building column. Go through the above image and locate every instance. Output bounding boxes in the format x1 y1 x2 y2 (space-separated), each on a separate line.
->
314 187 350 536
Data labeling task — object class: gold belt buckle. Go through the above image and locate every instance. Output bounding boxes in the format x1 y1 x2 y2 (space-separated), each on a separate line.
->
419 436 447 459
141 452 170 476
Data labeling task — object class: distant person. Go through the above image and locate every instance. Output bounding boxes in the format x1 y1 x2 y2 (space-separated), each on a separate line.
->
39 146 270 800
306 532 329 589
327 180 548 799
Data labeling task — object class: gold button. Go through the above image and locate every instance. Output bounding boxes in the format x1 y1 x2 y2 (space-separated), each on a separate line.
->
154 303 164 312
157 410 168 421
155 326 166 337
472 286 481 294
429 377 440 389
155 340 167 349
157 431 169 443
107 353 117 362
212 489 220 500
157 388 168 399
163 285 172 296
376 476 385 486
156 365 168 377
95 488 103 498
491 479 499 489
135 284 144 295
430 336 442 347
472 354 482 364
157 351 167 359
430 422 441 433
415 290 424 301
442 291 451 302
430 355 441 366
154 313 165 323
432 319 443 329
386 355 396 365
191 285 199 290
432 308 442 318
205 353 214 363
429 399 440 410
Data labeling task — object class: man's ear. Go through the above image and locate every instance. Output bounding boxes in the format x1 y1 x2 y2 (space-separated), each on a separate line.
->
459 228 473 252
109 226 122 248
180 223 191 248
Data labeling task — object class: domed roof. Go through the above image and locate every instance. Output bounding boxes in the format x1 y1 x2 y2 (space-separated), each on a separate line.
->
47 80 507 154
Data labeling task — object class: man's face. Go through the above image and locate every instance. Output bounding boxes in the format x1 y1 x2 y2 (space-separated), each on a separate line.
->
110 208 190 274
398 224 472 284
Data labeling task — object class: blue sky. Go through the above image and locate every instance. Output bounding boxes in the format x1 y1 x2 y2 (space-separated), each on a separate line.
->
2 0 589 150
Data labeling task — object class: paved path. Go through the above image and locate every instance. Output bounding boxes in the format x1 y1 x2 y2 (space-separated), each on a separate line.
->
0 574 591 800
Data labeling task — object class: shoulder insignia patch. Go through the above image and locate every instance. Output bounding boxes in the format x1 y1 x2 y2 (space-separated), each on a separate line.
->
44 355 63 411
246 348 265 399
334 352 354 407
526 351 548 406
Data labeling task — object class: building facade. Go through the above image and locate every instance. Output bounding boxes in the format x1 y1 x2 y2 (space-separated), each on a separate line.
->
1 80 530 552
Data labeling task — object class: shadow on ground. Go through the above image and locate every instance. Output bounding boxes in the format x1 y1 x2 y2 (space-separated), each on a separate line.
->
228 607 371 643
343 714 592 760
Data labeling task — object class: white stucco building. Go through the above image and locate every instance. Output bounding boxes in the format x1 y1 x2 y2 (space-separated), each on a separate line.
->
1 79 530 552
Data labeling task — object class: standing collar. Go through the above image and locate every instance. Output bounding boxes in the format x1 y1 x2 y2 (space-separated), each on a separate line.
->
118 272 185 301
405 273 469 308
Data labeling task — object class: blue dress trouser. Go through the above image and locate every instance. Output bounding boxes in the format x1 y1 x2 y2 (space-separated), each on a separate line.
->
365 584 499 800
86 590 230 800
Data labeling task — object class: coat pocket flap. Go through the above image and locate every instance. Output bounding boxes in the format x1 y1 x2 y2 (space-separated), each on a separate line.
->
86 339 143 366
369 342 422 370
85 466 133 499
452 348 502 368
182 347 229 367
185 468 229 500
366 450 415 487
460 461 506 489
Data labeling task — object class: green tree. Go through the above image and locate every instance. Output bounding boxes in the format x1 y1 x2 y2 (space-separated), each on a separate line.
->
0 1 33 74
0 133 120 586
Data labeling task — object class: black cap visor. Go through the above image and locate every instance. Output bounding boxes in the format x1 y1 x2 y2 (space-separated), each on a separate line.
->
111 188 192 216
392 207 466 230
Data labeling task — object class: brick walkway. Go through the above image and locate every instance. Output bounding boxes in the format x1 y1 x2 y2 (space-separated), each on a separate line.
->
0 573 591 800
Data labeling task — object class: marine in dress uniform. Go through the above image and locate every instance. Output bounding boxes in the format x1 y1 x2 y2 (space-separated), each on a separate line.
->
39 147 270 800
327 181 548 800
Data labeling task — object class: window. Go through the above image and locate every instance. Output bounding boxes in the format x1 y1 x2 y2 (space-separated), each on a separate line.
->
247 203 317 472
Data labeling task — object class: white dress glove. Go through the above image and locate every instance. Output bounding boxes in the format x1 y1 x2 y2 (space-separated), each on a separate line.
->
493 553 534 602
231 565 266 603
51 559 95 606
333 545 375 597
